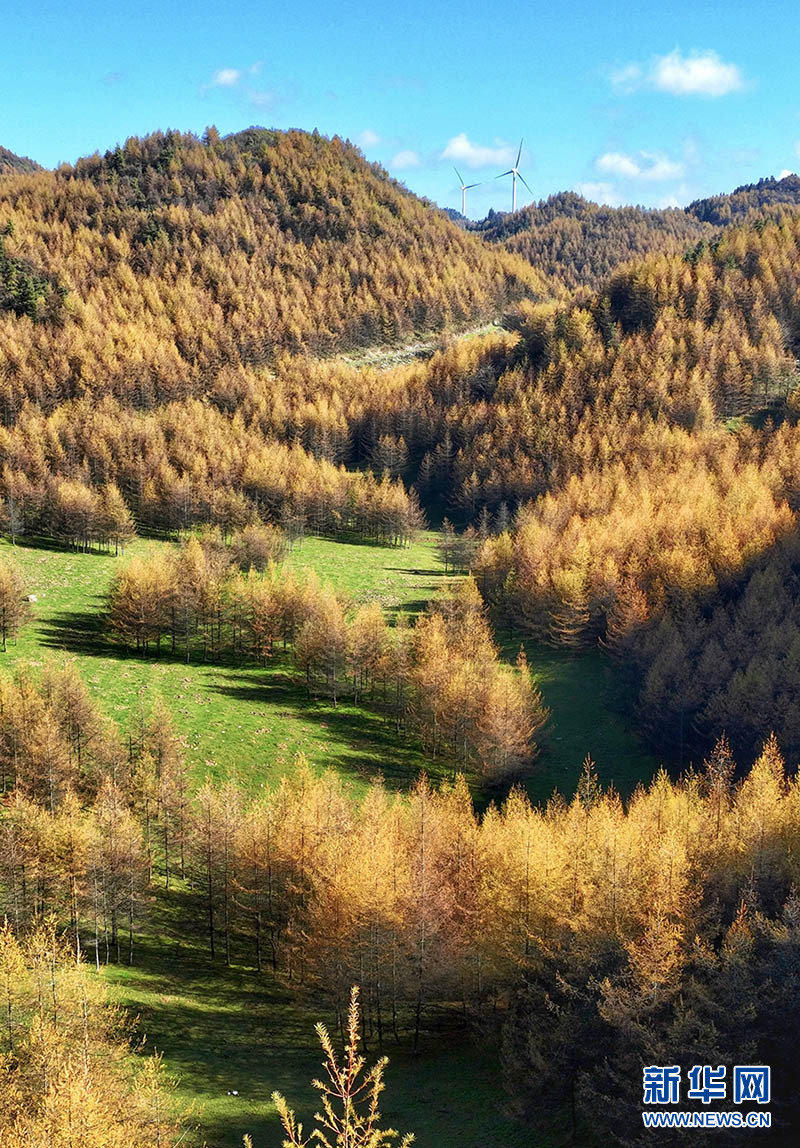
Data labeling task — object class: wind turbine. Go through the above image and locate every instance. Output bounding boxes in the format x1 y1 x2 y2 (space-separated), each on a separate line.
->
454 167 481 217
496 139 532 214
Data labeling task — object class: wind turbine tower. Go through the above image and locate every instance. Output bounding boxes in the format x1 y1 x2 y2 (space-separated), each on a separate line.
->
454 167 480 217
496 139 532 213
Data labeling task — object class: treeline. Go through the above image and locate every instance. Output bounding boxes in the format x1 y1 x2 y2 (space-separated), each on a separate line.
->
0 556 29 649
0 661 181 962
108 552 545 778
0 394 425 545
191 739 800 1139
687 172 800 226
1 475 135 551
0 126 544 420
477 191 711 291
4 711 798 1138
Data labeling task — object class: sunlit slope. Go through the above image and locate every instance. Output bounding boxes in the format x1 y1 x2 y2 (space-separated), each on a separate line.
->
0 127 547 414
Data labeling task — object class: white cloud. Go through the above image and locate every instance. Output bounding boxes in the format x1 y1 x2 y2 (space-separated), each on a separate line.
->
441 133 514 169
392 149 421 169
208 63 263 90
357 129 380 149
576 181 623 207
611 49 744 98
780 169 795 180
596 150 684 181
596 152 642 179
653 50 743 96
211 68 241 88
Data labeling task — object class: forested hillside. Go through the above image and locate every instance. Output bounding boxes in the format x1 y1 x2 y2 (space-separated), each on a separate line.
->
0 144 42 175
475 177 800 292
687 172 800 225
0 127 544 413
478 191 711 290
469 212 800 761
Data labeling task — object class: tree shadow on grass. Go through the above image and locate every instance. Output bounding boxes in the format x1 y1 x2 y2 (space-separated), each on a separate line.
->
7 535 112 557
387 597 437 619
206 673 452 788
384 566 449 577
35 607 454 788
37 605 120 657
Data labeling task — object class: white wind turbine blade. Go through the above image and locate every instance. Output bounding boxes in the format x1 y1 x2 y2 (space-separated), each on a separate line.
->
517 172 533 194
515 138 524 168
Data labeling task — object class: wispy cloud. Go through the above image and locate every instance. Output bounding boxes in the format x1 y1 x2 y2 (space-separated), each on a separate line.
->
205 63 279 110
211 68 242 88
611 49 745 97
391 149 421 170
441 133 515 169
357 129 380 149
596 152 640 179
248 90 277 110
575 181 623 207
609 63 643 94
596 150 684 181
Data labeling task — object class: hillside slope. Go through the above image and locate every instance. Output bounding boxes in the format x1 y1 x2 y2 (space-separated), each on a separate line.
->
477 191 711 290
0 127 546 415
0 144 42 175
477 176 800 292
686 172 800 225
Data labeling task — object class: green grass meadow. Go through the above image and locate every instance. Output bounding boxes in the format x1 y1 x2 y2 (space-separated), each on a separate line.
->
0 530 657 1146
0 533 450 793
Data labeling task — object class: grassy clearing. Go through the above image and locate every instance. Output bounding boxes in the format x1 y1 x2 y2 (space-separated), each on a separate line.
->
333 320 500 371
0 531 652 1146
0 533 449 792
518 641 660 807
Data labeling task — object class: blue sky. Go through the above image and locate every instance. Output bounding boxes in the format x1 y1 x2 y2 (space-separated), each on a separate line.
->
3 0 800 217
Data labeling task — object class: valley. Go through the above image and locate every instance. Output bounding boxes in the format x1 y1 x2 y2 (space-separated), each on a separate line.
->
2 123 800 1147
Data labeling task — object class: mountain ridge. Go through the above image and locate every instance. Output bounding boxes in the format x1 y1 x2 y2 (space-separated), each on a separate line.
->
0 144 43 175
